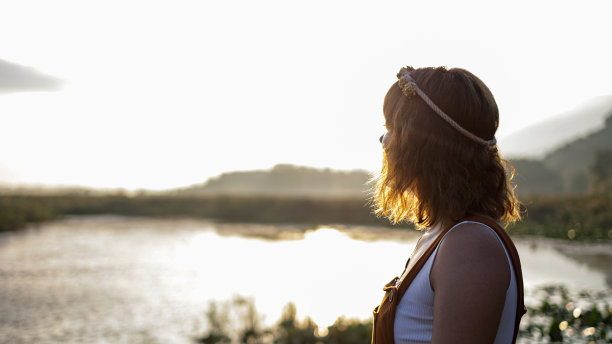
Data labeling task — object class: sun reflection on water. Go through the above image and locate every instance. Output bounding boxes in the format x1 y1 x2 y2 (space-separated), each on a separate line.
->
0 216 609 343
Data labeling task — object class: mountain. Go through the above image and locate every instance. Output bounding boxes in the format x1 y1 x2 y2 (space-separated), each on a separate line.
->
542 115 612 193
511 114 612 195
177 164 372 198
178 97 612 198
510 159 563 195
499 95 612 159
181 113 612 198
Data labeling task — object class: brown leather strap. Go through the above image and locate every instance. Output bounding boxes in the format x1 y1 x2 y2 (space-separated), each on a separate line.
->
395 221 457 301
371 221 458 344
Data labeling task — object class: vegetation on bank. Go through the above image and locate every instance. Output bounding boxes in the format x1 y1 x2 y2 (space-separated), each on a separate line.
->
195 285 612 344
0 193 387 232
194 297 372 344
0 191 611 240
521 286 612 343
508 192 612 240
0 195 59 231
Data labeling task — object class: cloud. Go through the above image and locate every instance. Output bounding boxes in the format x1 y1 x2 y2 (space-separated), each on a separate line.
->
0 59 63 94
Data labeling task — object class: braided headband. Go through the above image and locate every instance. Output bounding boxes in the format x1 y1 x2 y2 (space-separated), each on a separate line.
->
397 66 497 151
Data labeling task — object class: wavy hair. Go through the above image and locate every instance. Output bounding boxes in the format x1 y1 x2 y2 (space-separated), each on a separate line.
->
372 67 521 228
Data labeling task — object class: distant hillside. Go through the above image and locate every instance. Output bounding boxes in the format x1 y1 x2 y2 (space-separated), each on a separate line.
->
500 95 612 159
543 115 612 193
177 164 372 198
178 109 612 198
181 113 612 198
511 114 612 196
511 159 564 195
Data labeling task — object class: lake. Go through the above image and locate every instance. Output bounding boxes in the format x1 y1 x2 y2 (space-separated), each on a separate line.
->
1 216 610 343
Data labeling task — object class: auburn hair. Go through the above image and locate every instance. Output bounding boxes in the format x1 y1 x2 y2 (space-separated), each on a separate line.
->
372 66 521 228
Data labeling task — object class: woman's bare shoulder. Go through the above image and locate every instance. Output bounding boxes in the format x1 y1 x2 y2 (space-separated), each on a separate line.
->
431 221 510 287
429 221 511 343
441 221 508 260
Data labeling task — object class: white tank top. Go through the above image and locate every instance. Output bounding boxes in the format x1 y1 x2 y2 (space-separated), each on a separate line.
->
393 221 518 344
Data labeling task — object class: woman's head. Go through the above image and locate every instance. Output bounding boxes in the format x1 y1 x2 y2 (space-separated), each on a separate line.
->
373 66 521 227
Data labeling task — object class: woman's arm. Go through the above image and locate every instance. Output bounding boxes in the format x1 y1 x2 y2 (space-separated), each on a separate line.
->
429 222 510 344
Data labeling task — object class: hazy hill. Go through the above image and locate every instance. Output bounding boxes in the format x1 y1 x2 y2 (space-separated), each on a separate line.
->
178 99 612 198
542 115 612 193
181 112 612 198
511 114 612 195
500 95 612 159
178 164 372 198
511 159 564 195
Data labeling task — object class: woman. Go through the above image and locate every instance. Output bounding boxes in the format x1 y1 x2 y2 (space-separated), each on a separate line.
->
371 66 525 344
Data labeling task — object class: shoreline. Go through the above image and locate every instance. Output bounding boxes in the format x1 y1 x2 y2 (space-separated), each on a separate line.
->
13 213 612 244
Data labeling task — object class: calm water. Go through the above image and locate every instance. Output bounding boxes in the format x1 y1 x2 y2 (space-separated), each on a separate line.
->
0 216 610 343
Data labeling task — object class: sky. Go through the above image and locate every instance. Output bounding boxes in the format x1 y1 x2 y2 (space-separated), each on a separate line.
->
1 0 611 190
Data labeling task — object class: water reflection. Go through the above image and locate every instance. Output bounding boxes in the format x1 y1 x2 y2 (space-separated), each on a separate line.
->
518 239 608 292
0 216 609 343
